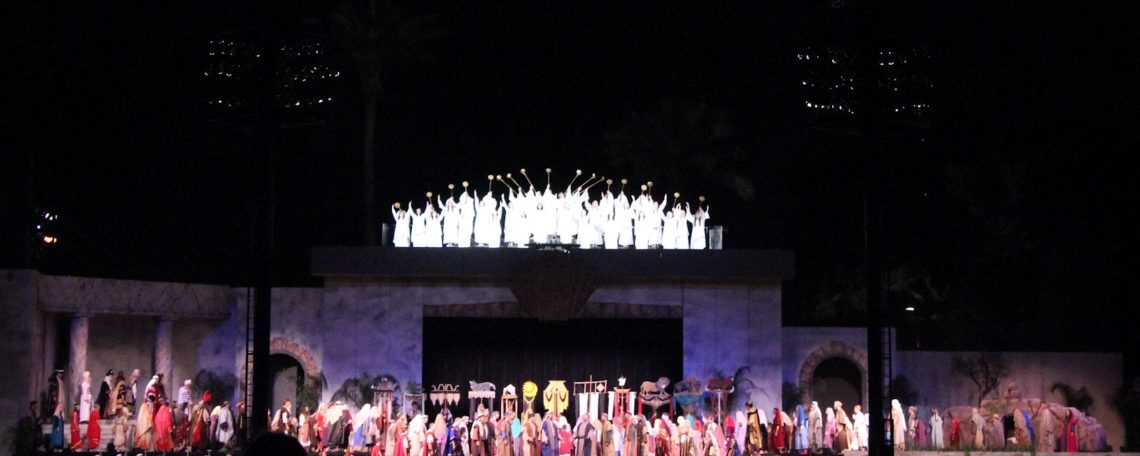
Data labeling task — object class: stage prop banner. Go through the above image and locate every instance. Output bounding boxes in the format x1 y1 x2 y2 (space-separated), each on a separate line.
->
543 380 569 417
404 392 425 417
705 377 734 426
502 384 518 417
673 379 703 418
638 377 673 418
431 384 461 410
609 377 634 418
573 376 607 420
522 381 538 414
469 380 497 414
373 377 400 421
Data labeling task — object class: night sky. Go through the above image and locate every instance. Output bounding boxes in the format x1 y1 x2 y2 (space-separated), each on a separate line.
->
5 2 1138 359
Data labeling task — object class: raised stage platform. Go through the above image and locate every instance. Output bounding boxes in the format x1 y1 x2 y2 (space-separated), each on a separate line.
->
311 246 795 282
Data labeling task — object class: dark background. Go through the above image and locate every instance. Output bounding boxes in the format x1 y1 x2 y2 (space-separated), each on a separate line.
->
3 2 1137 369
423 318 682 418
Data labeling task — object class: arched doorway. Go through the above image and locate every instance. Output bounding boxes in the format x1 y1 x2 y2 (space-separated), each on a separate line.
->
797 341 869 408
268 353 304 410
810 357 862 412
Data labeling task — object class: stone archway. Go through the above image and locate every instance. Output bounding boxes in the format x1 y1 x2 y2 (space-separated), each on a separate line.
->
798 341 868 407
270 337 320 377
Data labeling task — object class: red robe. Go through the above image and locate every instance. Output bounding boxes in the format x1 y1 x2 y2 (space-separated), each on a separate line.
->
69 409 83 450
154 404 174 451
190 407 205 449
1062 415 1079 452
318 411 328 449
770 410 785 452
949 417 961 449
87 409 102 450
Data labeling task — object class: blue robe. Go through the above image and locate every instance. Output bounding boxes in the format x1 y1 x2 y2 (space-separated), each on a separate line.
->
445 427 457 456
1022 410 1035 443
542 420 559 456
51 414 64 448
352 419 368 448
795 406 809 450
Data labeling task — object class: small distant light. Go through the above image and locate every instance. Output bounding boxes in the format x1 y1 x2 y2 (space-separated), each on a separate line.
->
904 306 915 312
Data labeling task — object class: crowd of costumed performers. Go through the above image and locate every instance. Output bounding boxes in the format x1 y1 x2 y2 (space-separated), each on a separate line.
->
31 370 1106 454
37 369 242 453
261 376 869 456
390 169 712 249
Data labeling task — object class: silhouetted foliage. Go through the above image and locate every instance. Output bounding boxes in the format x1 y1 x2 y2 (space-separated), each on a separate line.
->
1051 383 1094 414
951 353 1009 406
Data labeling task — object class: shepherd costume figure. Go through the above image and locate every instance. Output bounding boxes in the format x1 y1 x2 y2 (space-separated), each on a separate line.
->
575 414 596 456
744 402 762 455
543 412 561 456
96 370 114 416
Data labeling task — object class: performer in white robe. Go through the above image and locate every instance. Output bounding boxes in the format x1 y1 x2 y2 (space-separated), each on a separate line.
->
425 206 444 247
441 197 461 246
458 191 476 247
79 371 93 422
852 404 869 450
503 199 523 247
689 206 709 249
929 407 944 450
616 200 635 248
410 414 428 456
531 203 556 244
891 399 907 450
410 208 427 247
393 203 412 247
660 211 677 249
556 199 579 244
634 212 653 249
673 205 691 249
215 402 234 446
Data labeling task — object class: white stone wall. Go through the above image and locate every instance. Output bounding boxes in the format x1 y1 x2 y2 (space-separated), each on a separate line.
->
681 284 783 413
0 270 44 454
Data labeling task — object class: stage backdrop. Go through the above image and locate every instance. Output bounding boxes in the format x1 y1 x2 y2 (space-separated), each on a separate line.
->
424 317 682 418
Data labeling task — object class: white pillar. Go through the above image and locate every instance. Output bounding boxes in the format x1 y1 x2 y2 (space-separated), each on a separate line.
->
68 314 89 408
155 317 173 386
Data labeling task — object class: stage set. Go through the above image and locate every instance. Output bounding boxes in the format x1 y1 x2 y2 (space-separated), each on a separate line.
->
0 247 1129 454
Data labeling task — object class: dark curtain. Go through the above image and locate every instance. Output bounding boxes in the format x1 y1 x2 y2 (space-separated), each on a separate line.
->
423 317 682 418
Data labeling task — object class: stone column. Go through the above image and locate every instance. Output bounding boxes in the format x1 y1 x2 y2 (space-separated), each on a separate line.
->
68 314 90 408
155 317 173 385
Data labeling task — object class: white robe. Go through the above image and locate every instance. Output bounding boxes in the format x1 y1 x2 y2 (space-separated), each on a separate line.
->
929 412 944 449
891 402 907 450
661 215 677 249
425 212 444 247
442 206 461 245
689 209 709 249
392 209 411 247
216 406 234 445
410 212 427 247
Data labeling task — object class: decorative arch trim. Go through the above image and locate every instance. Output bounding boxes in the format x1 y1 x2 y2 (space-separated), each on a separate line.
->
797 340 869 407
270 337 320 377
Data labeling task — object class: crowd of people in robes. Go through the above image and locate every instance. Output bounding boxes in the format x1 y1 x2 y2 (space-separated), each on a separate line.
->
42 368 241 452
886 398 1096 452
391 171 713 250
270 401 767 456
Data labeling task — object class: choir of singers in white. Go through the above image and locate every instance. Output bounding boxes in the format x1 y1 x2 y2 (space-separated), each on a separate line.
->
391 170 711 249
